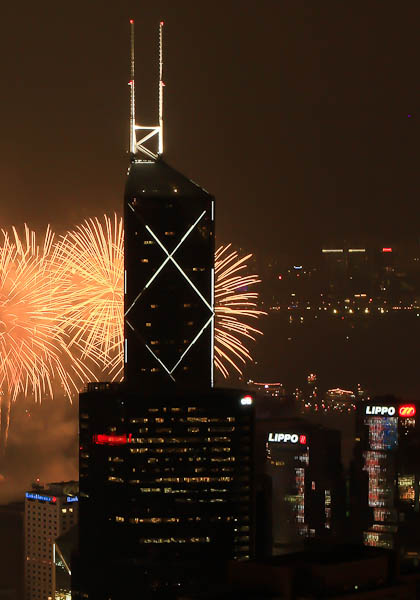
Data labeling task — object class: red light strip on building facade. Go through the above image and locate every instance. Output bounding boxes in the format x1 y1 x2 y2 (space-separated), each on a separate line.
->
93 434 128 445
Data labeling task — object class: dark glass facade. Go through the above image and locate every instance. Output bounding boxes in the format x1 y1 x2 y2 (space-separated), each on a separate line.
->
73 155 255 599
255 418 344 555
124 159 215 390
74 383 254 598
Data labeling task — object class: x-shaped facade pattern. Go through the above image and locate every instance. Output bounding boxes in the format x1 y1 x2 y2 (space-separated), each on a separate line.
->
125 205 214 382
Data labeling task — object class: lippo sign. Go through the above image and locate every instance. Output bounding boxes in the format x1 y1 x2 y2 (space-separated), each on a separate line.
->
365 406 396 416
268 432 307 444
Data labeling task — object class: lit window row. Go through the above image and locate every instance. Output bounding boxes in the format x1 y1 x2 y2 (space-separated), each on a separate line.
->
138 536 210 544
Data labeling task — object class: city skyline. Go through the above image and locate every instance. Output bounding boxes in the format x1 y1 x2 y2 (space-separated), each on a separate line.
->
0 4 419 598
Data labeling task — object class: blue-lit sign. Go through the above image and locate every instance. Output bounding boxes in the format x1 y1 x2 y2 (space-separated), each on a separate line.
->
26 492 56 503
66 496 78 503
293 265 303 270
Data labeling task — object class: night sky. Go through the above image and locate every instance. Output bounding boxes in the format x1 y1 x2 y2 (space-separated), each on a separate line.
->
0 1 418 257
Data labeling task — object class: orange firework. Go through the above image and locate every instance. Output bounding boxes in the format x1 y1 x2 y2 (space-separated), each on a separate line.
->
214 244 266 377
0 225 89 447
56 216 265 380
53 215 124 376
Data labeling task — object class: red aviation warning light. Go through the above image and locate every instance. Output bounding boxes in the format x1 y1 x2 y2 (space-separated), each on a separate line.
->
399 405 416 417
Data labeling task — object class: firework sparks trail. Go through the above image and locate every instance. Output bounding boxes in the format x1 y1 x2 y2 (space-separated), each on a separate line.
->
53 215 125 377
57 217 265 380
0 225 90 449
214 244 266 377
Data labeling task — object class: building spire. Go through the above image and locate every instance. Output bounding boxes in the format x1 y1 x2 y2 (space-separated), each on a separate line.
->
129 19 136 155
128 19 164 160
158 21 164 156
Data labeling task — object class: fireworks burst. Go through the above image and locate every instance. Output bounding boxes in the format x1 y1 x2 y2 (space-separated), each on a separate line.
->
53 215 124 375
0 225 88 447
57 216 264 380
214 245 265 377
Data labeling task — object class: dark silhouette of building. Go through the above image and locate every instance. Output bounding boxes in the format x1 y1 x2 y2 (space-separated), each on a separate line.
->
255 417 344 555
74 384 254 598
124 159 214 390
73 20 254 600
0 502 24 600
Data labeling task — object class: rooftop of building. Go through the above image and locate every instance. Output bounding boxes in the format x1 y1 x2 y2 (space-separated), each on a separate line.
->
27 480 78 498
125 158 212 199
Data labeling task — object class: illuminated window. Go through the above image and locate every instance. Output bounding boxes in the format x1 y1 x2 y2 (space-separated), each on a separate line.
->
150 304 158 308
144 240 154 245
141 259 149 263
183 303 191 308
165 231 175 236
145 322 152 327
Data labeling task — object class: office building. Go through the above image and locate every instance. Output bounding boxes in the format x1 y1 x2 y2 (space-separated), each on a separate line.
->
24 481 78 600
74 21 255 598
124 21 214 391
353 396 420 565
75 383 254 597
124 158 214 390
255 418 343 555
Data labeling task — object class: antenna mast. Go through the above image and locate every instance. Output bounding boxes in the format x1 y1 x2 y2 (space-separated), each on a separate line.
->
158 21 164 155
129 19 136 155
128 19 164 159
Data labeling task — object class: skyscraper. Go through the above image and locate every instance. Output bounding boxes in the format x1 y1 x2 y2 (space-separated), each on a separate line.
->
353 396 420 566
124 20 214 391
124 160 214 389
73 21 254 599
24 481 78 600
255 417 344 555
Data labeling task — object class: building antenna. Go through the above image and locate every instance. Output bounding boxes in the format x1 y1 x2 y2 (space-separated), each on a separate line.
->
129 19 137 155
128 19 164 159
158 21 164 155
